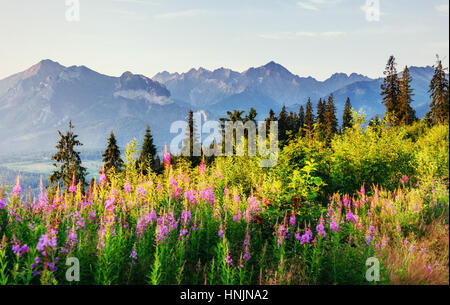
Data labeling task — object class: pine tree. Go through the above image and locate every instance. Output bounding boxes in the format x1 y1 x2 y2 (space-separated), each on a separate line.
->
102 131 123 174
49 121 87 190
381 55 400 124
278 106 289 143
316 98 326 139
298 105 305 135
181 110 201 166
324 94 338 142
398 66 416 125
342 97 353 130
139 125 157 174
428 56 449 124
304 98 315 132
265 109 277 135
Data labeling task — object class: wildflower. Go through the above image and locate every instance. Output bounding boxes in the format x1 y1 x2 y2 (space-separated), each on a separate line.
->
124 183 132 193
99 174 107 185
426 265 433 272
277 224 289 248
12 175 21 196
130 250 137 261
225 255 233 266
163 143 171 169
346 211 358 223
300 229 313 245
289 213 296 227
233 210 241 222
12 244 29 258
180 209 191 225
218 229 224 238
0 198 6 210
330 220 339 232
316 220 326 238
199 161 206 175
68 185 77 193
400 175 408 184
36 234 57 254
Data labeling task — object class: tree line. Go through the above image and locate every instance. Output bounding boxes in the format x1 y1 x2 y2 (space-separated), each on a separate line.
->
47 55 449 191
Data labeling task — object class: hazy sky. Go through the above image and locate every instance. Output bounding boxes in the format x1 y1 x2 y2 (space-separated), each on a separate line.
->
0 0 448 80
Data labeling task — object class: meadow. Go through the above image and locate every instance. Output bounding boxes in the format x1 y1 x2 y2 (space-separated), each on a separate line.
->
0 118 448 285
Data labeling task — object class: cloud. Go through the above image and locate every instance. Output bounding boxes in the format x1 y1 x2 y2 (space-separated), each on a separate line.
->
435 3 449 15
297 2 318 10
155 9 208 19
259 31 344 40
297 0 341 11
320 31 345 37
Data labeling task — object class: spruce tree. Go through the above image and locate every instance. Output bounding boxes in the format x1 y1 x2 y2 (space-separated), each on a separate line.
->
265 109 277 135
342 97 353 130
304 98 315 132
316 98 326 139
102 131 123 174
49 121 87 190
139 125 157 174
298 105 305 135
398 66 416 125
428 56 449 124
324 94 338 142
381 55 400 124
278 106 289 143
181 110 201 166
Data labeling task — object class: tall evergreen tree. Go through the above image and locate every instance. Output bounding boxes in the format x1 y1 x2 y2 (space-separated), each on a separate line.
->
181 110 202 166
304 98 315 132
49 121 87 190
139 125 157 174
324 94 338 141
398 66 416 125
278 106 289 143
298 105 305 135
316 98 326 138
381 55 400 124
102 131 123 174
428 56 449 124
342 97 353 130
264 109 277 135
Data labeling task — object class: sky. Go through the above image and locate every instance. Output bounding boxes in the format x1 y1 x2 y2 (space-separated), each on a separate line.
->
0 0 448 80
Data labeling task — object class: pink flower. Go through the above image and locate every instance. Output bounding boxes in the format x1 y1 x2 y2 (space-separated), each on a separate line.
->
163 143 171 169
99 174 107 185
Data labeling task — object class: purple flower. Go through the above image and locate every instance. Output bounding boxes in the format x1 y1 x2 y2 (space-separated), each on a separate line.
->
289 214 296 227
124 183 132 193
218 229 224 238
130 250 137 260
346 211 357 223
316 221 326 238
300 229 313 245
99 174 107 185
68 185 77 193
225 255 233 266
36 234 57 253
330 220 339 232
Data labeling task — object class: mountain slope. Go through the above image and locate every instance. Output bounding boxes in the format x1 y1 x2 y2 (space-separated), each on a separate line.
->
0 60 189 154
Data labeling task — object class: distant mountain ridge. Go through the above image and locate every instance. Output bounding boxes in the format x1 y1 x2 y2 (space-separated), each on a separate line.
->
0 59 436 154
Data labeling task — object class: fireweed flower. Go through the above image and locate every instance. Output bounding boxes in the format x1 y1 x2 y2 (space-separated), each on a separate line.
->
330 220 340 232
136 210 157 235
225 255 233 266
130 250 137 264
218 229 224 238
180 209 191 225
346 211 358 224
233 210 241 222
277 224 289 248
36 234 57 254
300 229 313 245
163 143 171 169
199 162 206 175
68 185 77 193
12 244 29 258
99 174 107 185
124 183 132 193
316 220 326 238
289 213 296 227
0 198 6 210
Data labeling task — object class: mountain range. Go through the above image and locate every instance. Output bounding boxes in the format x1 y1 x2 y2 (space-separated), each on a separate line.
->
0 59 436 154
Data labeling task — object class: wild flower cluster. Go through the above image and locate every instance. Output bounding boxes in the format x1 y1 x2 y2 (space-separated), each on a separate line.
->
0 152 448 285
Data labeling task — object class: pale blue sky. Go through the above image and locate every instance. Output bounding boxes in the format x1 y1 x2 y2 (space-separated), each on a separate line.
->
0 0 448 80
